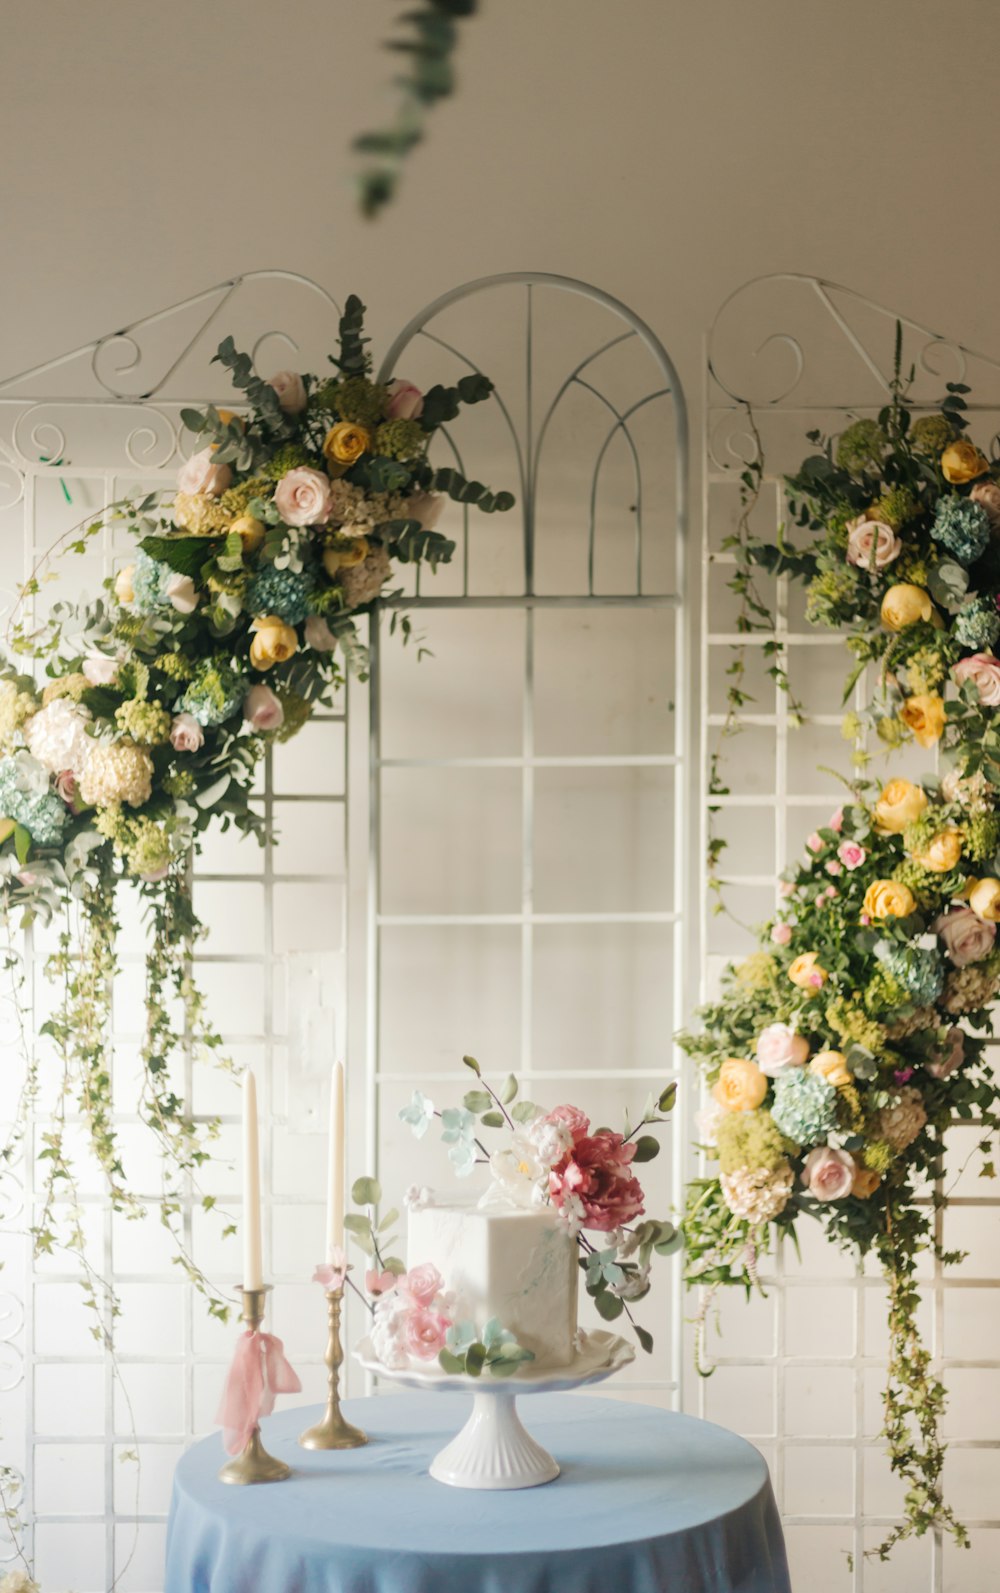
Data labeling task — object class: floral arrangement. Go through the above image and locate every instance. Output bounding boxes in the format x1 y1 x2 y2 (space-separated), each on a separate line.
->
686 352 1000 1560
343 1055 681 1360
0 296 513 1326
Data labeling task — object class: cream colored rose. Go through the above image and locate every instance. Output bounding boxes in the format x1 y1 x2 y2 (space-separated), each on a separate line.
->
971 479 1000 529
941 439 990 484
267 370 308 414
249 614 298 670
862 879 916 920
899 693 944 748
809 1050 852 1088
788 952 828 991
845 516 901 571
115 564 135 604
912 827 963 874
968 876 1000 921
953 652 1000 708
874 778 928 833
711 1057 769 1113
178 445 231 498
881 583 934 632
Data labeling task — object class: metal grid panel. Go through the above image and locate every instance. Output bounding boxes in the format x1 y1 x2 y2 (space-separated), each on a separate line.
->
702 276 1000 1593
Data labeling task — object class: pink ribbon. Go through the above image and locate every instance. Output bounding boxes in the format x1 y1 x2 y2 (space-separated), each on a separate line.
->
216 1329 302 1455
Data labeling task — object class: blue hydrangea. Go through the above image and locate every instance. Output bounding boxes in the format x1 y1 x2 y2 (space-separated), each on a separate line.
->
932 496 990 565
875 941 944 1005
770 1068 838 1147
954 596 1000 651
246 566 315 627
0 755 68 847
176 661 244 727
132 550 173 613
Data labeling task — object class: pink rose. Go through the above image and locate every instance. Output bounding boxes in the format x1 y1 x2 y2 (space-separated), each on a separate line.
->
365 1269 398 1296
273 466 334 527
386 379 424 421
402 1263 444 1308
177 446 231 498
404 490 444 530
166 572 199 614
545 1104 590 1143
806 832 823 853
549 1131 644 1233
268 370 307 415
932 904 996 966
802 1145 855 1202
55 770 81 812
824 885 838 900
771 922 793 946
837 841 866 871
971 480 1000 530
829 808 844 833
83 654 119 686
756 1022 809 1076
825 860 842 877
927 1026 966 1080
170 713 204 753
304 614 338 652
403 1307 450 1361
845 516 902 571
243 684 284 732
953 652 1000 708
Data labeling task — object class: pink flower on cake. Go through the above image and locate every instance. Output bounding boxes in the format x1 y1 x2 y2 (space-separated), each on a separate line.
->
544 1104 590 1144
953 652 1000 707
403 1307 450 1360
932 904 996 966
837 841 866 870
268 370 308 414
802 1145 855 1202
756 1022 809 1076
385 379 424 421
845 516 901 570
273 466 334 527
365 1269 398 1296
313 1246 348 1289
243 684 284 732
178 446 231 498
170 713 204 753
549 1131 644 1233
401 1263 444 1308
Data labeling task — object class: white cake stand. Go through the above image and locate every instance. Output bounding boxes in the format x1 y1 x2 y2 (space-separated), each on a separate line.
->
354 1329 635 1490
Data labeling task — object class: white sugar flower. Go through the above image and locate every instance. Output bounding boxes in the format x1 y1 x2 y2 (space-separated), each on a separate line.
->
526 1115 573 1168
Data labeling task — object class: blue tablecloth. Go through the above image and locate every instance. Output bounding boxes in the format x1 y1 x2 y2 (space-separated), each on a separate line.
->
165 1393 790 1593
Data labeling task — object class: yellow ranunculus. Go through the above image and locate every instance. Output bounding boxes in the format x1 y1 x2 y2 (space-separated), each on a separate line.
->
874 778 928 834
323 423 371 472
711 1057 768 1113
249 614 298 670
862 879 916 920
899 693 945 748
880 583 934 632
850 1161 880 1199
230 514 265 554
788 951 828 992
810 1050 852 1088
323 537 369 577
968 876 1000 922
940 439 990 484
115 564 135 604
0 817 15 846
912 827 963 874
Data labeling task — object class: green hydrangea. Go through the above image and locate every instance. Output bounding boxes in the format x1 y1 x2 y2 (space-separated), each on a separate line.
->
261 446 312 482
220 475 272 516
836 418 887 474
246 566 315 626
771 1068 838 1147
41 673 89 706
932 495 990 564
715 1109 788 1175
877 715 908 749
893 549 932 587
374 418 426 461
132 551 172 613
862 966 910 1018
875 942 944 1005
0 680 39 751
910 414 955 455
115 699 171 746
177 661 244 728
123 816 172 879
825 996 885 1052
903 810 945 855
153 652 196 681
163 769 195 797
871 486 918 530
955 596 1000 651
861 1139 895 1174
806 567 861 627
904 644 948 694
891 858 945 913
962 811 1000 862
0 754 68 847
94 803 129 845
316 375 386 428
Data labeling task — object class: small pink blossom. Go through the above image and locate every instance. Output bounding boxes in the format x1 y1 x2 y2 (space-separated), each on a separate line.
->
243 684 284 732
273 466 334 527
365 1269 398 1296
83 654 119 686
837 841 866 871
771 922 793 946
313 1246 348 1290
809 971 824 989
403 1307 450 1361
806 832 823 853
178 445 231 498
802 1145 854 1202
894 1068 914 1085
544 1104 590 1144
268 370 308 414
825 860 842 877
823 885 838 900
170 713 204 753
860 913 871 927
401 1263 444 1308
829 807 844 833
385 379 424 421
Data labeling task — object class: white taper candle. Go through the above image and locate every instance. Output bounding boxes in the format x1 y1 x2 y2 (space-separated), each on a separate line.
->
326 1061 345 1256
242 1069 264 1291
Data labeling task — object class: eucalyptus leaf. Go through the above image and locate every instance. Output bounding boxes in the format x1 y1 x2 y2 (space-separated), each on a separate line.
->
352 1176 382 1206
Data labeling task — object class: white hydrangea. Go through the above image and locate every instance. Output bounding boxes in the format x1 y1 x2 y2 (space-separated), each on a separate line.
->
25 698 92 777
720 1163 794 1225
78 740 153 809
0 1569 41 1593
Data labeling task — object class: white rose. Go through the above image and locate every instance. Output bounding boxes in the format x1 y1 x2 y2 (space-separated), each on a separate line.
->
267 370 308 414
756 1021 810 1077
165 573 199 614
845 516 902 571
169 713 204 753
177 445 231 498
83 654 119 686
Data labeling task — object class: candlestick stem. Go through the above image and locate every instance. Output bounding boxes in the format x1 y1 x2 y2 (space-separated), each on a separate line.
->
298 1287 368 1450
218 1286 292 1485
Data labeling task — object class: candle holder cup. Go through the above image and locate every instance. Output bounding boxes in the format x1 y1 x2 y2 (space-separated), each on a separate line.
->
299 1281 368 1450
219 1285 292 1485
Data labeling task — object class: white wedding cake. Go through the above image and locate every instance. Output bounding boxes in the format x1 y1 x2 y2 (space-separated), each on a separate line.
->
406 1195 579 1369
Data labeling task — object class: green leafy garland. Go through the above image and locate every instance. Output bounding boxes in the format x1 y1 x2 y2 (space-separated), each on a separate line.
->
685 347 1000 1560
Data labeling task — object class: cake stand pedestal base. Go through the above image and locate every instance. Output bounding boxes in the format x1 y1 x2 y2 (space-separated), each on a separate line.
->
429 1389 559 1490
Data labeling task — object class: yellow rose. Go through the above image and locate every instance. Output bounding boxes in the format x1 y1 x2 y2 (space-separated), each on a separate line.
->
711 1057 769 1113
850 1160 880 1199
810 1050 852 1088
323 537 369 577
912 827 963 874
249 614 298 670
899 693 945 748
114 564 135 604
968 876 1000 921
862 879 916 920
788 951 828 992
874 778 928 833
230 514 265 554
880 583 934 632
0 817 15 845
323 423 371 472
940 439 990 484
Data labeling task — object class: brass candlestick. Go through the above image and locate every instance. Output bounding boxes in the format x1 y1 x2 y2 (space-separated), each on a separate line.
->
299 1284 368 1450
218 1286 292 1485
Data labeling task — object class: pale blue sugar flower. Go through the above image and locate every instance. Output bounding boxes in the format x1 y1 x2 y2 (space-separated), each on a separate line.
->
441 1106 478 1176
399 1089 435 1139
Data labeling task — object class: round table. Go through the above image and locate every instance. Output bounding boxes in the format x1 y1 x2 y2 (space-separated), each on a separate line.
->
165 1393 790 1593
